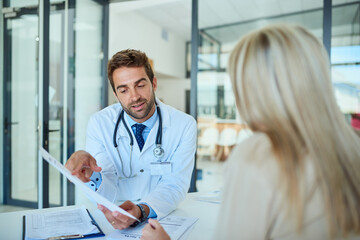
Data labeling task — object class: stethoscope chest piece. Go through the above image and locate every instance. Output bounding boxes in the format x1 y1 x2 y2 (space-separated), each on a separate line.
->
153 144 165 159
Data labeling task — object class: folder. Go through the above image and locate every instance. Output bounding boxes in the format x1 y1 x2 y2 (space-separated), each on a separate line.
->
23 206 105 240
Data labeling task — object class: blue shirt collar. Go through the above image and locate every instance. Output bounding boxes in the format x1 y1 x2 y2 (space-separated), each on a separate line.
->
125 106 158 130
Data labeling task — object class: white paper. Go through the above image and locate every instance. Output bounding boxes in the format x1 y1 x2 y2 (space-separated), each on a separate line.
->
107 216 198 240
25 206 98 239
193 190 221 204
40 147 138 221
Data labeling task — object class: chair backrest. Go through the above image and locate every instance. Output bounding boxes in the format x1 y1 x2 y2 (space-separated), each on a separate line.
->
218 128 237 146
199 127 219 146
237 128 252 144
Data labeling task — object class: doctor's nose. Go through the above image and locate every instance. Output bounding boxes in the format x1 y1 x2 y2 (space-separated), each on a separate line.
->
129 89 141 102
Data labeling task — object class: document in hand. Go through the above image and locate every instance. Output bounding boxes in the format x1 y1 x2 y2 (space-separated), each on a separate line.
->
23 206 104 240
39 147 138 221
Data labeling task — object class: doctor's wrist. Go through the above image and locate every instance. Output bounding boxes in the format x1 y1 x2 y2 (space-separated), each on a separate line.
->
130 204 148 227
138 204 149 220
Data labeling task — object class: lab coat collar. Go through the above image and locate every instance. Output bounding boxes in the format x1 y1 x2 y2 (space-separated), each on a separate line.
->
155 98 170 129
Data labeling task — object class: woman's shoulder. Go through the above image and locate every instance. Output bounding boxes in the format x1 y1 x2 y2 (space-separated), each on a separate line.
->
229 132 274 163
226 132 279 181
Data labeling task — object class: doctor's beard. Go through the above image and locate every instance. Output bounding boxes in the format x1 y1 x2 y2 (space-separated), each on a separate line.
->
121 94 156 121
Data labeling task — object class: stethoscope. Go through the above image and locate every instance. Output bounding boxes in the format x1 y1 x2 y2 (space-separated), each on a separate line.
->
113 104 164 178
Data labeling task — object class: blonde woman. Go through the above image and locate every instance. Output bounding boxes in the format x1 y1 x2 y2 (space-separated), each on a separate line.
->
141 24 360 240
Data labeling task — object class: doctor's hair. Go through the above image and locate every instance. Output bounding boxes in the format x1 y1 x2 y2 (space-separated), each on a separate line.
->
108 49 155 92
228 24 360 237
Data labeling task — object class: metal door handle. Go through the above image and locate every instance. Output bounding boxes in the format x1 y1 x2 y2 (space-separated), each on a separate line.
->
4 119 19 127
48 129 60 133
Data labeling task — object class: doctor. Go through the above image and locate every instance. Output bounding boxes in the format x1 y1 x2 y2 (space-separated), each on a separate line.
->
65 49 197 230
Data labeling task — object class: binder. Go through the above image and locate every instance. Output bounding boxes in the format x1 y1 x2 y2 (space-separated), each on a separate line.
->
23 207 105 240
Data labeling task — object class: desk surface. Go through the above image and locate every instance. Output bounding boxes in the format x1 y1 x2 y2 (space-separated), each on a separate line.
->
0 192 219 239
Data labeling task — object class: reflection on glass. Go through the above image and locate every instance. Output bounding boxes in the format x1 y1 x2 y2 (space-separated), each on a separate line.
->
10 14 38 202
49 9 64 206
73 0 104 205
331 3 360 130
8 0 38 8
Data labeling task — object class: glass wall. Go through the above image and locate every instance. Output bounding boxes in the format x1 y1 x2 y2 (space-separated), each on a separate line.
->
48 2 65 206
196 0 353 192
1 0 107 210
73 0 105 205
331 2 360 129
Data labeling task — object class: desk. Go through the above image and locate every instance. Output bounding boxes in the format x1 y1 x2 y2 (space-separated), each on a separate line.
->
0 192 219 239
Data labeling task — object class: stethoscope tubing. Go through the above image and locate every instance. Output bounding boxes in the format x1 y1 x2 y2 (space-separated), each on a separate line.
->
112 104 163 178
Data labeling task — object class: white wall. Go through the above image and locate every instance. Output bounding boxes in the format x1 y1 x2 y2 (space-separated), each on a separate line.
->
156 78 190 113
108 10 186 79
108 9 189 112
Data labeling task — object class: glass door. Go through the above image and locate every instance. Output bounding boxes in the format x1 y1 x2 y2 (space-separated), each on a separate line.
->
2 1 68 208
3 7 39 208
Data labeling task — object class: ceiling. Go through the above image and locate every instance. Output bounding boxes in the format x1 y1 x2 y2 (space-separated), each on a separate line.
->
110 0 360 42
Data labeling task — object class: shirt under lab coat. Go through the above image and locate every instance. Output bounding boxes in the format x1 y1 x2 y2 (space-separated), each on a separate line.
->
85 99 197 219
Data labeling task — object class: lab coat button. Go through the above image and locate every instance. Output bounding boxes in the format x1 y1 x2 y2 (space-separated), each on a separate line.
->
140 169 144 173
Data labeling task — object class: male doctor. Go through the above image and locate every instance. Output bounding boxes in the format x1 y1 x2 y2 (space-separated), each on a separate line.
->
65 49 197 229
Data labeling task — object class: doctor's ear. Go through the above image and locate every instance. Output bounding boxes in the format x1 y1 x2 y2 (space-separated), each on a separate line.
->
152 77 158 92
113 91 120 103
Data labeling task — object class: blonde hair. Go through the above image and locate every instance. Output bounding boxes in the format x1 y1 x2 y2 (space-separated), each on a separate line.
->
228 24 360 236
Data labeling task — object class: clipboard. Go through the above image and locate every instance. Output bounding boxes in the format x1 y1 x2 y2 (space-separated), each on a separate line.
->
22 207 105 240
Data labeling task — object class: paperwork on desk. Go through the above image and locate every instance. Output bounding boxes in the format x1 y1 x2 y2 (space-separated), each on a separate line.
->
193 190 222 204
24 206 100 240
107 216 198 240
39 147 138 221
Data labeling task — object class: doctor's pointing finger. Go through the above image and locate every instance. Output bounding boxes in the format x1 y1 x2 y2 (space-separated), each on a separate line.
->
65 150 102 182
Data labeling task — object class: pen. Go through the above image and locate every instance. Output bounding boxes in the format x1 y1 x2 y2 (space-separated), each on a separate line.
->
47 234 84 240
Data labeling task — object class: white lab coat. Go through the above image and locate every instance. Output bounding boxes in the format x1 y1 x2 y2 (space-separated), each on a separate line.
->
85 99 197 219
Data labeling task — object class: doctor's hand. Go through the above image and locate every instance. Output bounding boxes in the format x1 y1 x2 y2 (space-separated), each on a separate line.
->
98 201 145 230
141 219 171 240
65 150 101 182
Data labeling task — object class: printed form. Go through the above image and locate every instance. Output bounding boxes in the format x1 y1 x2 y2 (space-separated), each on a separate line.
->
25 206 98 239
107 216 198 240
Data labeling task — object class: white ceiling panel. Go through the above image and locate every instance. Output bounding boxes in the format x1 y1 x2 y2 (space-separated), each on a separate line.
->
199 0 241 28
279 0 302 14
110 0 359 42
254 0 281 16
332 0 348 5
301 0 323 11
